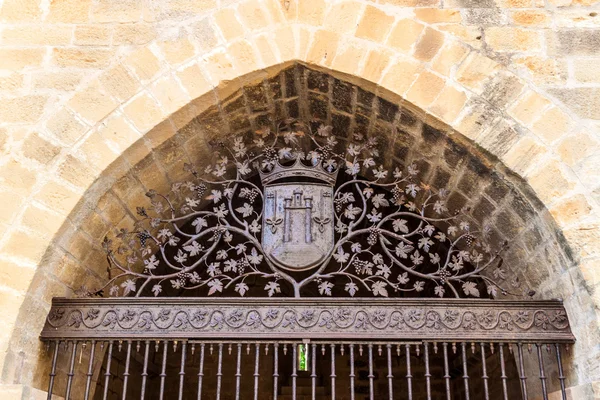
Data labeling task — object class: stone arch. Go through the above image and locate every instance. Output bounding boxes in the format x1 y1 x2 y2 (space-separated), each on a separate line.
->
0 0 598 396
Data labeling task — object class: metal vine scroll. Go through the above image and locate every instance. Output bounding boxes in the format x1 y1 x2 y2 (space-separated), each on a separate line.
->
96 120 519 299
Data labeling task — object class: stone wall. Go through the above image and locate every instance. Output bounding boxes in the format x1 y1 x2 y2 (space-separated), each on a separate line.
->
0 0 599 398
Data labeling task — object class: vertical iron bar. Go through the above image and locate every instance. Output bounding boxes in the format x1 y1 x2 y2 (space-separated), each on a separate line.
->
368 344 374 400
65 341 78 400
442 342 451 400
292 343 297 400
536 344 548 400
461 342 470 400
555 344 567 400
121 341 132 400
517 343 529 400
197 343 206 400
216 343 223 400
159 340 168 400
386 344 394 400
46 341 60 400
83 340 96 400
178 342 187 400
480 343 490 400
311 343 317 400
273 343 279 400
102 341 114 400
499 343 509 400
349 344 355 400
405 344 413 400
236 343 242 400
140 340 150 400
423 342 431 400
253 343 260 400
330 344 336 400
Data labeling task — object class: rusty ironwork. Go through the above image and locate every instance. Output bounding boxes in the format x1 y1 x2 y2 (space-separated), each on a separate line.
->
89 120 524 299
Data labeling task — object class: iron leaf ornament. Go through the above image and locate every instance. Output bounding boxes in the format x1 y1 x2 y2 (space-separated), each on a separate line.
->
96 120 519 299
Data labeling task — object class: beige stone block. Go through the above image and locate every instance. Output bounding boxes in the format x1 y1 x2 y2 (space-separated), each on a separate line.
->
572 58 600 84
36 180 82 215
511 10 549 26
507 90 551 126
355 6 394 43
21 204 66 237
176 63 212 99
0 159 36 195
200 50 237 85
1 229 48 263
550 194 593 227
99 64 140 102
380 0 441 4
262 0 285 23
0 260 35 293
0 190 24 222
485 27 542 52
414 8 461 24
124 47 163 82
91 0 144 22
500 135 546 176
57 155 96 189
498 0 534 6
455 52 500 93
238 0 269 31
386 19 424 54
531 106 574 145
150 76 190 117
254 35 278 66
228 39 260 75
67 83 118 124
0 0 41 22
45 108 88 145
74 25 111 46
557 129 600 166
0 72 23 91
189 17 221 51
113 23 156 45
143 119 177 150
514 56 567 85
214 8 245 41
414 27 445 62
46 0 91 23
296 26 311 59
432 41 469 77
362 48 393 83
22 133 60 165
123 92 165 133
273 26 296 61
306 30 340 66
429 84 468 124
579 258 600 287
380 58 420 96
324 1 363 34
297 0 326 25
527 160 575 204
158 34 196 66
331 41 365 76
52 48 114 69
98 114 140 153
80 211 110 241
162 0 217 14
0 25 72 46
406 71 445 109
31 71 83 91
437 23 482 49
78 131 119 171
0 95 47 124
0 48 45 70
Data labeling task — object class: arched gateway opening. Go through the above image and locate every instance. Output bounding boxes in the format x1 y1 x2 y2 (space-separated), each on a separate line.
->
32 63 575 399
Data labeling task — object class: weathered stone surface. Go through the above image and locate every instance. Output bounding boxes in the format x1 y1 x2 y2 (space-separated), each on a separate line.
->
549 88 600 120
550 30 600 56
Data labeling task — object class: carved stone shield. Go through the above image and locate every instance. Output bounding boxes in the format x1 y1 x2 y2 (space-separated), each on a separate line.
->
262 182 334 271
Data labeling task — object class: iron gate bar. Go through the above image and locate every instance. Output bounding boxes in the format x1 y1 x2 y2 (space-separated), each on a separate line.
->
41 298 575 342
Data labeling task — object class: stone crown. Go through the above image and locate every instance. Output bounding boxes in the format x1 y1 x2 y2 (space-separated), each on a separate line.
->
259 157 339 185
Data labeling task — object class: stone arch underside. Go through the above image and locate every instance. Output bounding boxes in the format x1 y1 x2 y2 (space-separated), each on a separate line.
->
4 62 596 395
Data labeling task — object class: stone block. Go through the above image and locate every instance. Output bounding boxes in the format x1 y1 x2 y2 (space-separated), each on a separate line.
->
485 26 542 52
511 10 549 26
45 108 88 145
463 8 508 26
151 76 190 119
0 95 47 123
415 8 461 23
99 64 140 102
228 40 260 75
124 47 163 82
429 84 468 124
21 204 66 238
477 120 522 157
0 190 24 222
437 23 482 49
36 180 82 215
176 63 212 99
201 49 237 84
46 0 91 23
238 0 269 30
0 72 23 91
550 194 593 227
406 71 445 109
74 25 111 46
0 0 41 22
0 25 73 46
31 72 83 91
331 41 365 76
386 19 425 53
68 82 119 124
432 41 469 77
123 92 165 133
481 71 525 109
557 129 600 166
52 48 114 69
0 159 37 196
78 132 119 174
362 48 393 83
413 27 445 62
514 55 567 85
455 99 501 140
455 52 500 92
307 30 340 66
90 0 144 22
22 133 60 165
1 229 49 263
113 23 156 45
355 6 395 42
57 155 96 189
214 8 245 41
572 58 600 84
500 135 546 176
507 90 551 126
549 88 600 120
550 30 600 56
189 17 220 51
254 35 278 66
380 58 420 96
531 106 574 144
158 34 196 66
297 0 326 25
0 49 45 70
527 160 575 204
324 1 363 34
